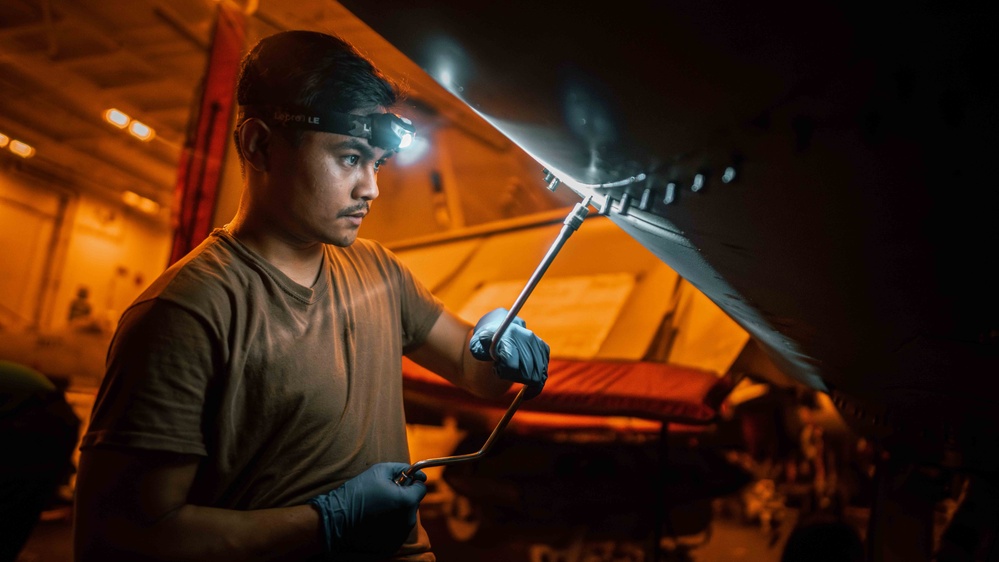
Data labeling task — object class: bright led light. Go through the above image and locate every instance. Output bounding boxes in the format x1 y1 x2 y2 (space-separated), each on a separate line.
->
0 132 8 148
104 108 130 128
128 120 155 141
394 135 429 166
398 133 413 149
9 140 35 158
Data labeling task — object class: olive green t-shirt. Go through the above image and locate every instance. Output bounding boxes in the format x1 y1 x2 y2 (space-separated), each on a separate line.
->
82 229 443 560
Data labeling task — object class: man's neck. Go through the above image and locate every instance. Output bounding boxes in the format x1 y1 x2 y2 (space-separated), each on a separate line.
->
224 221 325 288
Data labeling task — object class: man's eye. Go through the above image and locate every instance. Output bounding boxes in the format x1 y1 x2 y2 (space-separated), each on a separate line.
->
343 155 360 166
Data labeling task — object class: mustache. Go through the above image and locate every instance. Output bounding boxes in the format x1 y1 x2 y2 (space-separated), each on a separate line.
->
338 203 370 217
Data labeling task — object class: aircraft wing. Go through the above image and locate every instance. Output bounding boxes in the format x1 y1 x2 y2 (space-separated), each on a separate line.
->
338 0 999 468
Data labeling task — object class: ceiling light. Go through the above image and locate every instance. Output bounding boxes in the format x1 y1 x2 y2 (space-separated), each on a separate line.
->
0 132 9 148
122 190 161 215
104 108 130 129
128 120 155 142
9 140 35 159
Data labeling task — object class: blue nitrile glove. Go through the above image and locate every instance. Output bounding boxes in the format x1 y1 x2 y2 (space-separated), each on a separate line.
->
469 307 550 399
307 462 427 561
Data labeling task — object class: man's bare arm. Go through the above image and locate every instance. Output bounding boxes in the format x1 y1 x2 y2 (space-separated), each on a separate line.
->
406 309 512 399
74 447 322 562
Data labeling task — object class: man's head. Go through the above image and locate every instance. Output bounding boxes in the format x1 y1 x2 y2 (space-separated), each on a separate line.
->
232 31 405 247
234 30 401 161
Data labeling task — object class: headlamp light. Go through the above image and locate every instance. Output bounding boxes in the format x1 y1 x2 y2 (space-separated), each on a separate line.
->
245 105 417 151
371 112 415 150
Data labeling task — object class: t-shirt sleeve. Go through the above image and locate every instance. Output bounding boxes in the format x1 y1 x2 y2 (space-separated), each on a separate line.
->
387 250 444 353
81 299 218 456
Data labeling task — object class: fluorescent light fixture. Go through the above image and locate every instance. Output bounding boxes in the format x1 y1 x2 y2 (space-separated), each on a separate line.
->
9 140 35 159
0 132 8 148
128 121 156 141
105 108 155 142
122 190 161 215
104 108 130 128
128 120 155 141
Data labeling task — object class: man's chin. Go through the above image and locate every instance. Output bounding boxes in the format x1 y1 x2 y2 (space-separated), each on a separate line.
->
325 230 359 247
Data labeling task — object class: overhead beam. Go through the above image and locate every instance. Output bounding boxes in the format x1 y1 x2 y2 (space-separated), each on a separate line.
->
0 50 184 149
15 0 201 144
152 3 209 51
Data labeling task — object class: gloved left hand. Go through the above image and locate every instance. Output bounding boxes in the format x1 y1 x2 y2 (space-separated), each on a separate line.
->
307 462 427 561
470 307 550 399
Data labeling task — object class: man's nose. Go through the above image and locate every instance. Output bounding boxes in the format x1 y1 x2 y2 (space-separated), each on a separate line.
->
354 166 379 201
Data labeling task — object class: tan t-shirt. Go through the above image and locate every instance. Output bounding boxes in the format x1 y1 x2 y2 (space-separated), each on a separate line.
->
82 229 443 560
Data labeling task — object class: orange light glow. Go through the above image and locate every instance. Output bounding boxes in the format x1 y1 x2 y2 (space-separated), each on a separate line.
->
0 132 9 148
128 120 155 142
104 108 130 129
9 140 35 159
122 190 161 215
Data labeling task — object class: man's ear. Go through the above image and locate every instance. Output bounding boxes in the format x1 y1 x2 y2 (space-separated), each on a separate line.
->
238 118 272 172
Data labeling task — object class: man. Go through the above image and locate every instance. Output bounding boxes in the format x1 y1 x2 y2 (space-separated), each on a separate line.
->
67 286 93 323
73 30 549 561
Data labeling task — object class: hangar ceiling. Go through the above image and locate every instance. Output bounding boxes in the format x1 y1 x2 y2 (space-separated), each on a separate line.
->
0 0 486 216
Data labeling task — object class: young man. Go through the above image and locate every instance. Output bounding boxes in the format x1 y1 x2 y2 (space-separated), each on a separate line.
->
73 30 549 561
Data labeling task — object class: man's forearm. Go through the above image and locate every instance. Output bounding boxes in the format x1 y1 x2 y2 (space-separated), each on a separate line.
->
77 503 322 562
461 337 515 399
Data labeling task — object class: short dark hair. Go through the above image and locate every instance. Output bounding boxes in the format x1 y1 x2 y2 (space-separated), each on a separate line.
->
233 30 401 161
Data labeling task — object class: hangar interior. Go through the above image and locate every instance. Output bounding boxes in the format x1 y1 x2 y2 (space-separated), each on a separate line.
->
2 1 996 561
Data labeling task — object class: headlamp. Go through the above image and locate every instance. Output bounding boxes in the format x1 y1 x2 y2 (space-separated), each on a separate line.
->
246 105 416 151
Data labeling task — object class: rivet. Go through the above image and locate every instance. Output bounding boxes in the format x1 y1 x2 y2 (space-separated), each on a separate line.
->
722 166 737 184
663 182 677 205
639 188 653 211
691 173 706 192
599 195 614 215
618 193 632 214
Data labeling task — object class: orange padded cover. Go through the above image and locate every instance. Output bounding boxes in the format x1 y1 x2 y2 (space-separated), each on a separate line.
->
402 357 734 425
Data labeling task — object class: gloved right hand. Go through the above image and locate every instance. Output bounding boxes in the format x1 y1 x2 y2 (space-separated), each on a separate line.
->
469 307 550 399
307 462 427 561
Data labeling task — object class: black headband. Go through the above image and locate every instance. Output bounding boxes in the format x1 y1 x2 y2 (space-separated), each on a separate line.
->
241 105 415 151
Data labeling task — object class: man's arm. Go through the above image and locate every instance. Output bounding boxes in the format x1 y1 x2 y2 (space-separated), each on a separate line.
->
405 309 512 399
74 447 322 562
406 307 550 400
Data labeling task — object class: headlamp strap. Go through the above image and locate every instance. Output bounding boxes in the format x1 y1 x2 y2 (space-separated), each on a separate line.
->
244 105 370 136
241 105 414 151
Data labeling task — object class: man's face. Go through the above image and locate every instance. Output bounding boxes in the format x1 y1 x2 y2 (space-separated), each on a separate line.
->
263 121 392 247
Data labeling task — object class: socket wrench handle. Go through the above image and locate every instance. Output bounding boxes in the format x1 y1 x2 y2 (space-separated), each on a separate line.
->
396 194 592 486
